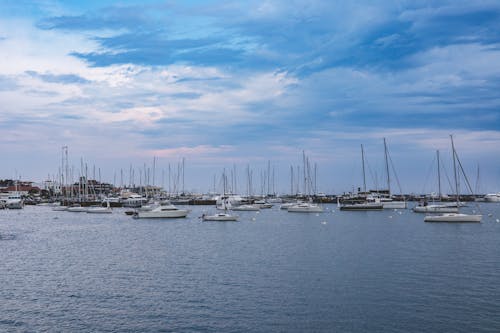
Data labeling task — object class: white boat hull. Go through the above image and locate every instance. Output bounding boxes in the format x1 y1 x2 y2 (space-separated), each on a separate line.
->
424 213 482 223
484 194 500 202
6 201 24 209
202 213 238 221
339 203 383 211
287 204 323 213
135 210 188 218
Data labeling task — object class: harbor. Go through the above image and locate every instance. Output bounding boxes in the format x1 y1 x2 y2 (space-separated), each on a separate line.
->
2 0 500 331
1 202 500 332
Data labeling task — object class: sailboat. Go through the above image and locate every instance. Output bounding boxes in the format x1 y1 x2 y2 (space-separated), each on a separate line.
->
337 144 383 211
373 138 407 209
203 197 239 221
424 135 481 223
413 150 459 213
203 170 238 221
286 151 324 213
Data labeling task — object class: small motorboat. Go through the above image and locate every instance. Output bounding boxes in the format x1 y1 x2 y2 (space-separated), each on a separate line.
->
133 201 189 219
202 212 238 221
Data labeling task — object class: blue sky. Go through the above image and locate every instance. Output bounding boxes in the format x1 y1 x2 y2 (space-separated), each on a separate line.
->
1 0 500 194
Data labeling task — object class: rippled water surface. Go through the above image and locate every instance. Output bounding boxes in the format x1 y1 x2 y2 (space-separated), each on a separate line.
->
1 203 500 332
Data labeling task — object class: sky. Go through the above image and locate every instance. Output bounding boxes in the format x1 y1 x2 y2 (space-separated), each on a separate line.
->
1 0 500 194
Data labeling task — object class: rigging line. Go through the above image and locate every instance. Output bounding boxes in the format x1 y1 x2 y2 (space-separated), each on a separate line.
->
421 154 437 195
387 149 403 194
365 155 377 192
454 151 475 195
440 158 455 195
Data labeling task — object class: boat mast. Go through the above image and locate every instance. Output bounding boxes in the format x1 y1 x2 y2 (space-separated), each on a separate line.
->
450 135 459 204
303 151 307 196
233 164 237 195
61 146 65 197
182 157 185 195
361 144 367 193
475 164 480 195
152 156 156 189
384 138 391 195
437 150 442 199
267 160 270 196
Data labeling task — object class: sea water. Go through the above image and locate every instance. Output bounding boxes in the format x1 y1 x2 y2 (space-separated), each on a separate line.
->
1 203 499 332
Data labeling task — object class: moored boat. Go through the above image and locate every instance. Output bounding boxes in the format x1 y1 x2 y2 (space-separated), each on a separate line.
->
339 202 383 211
423 135 482 223
287 202 323 213
202 213 238 221
133 201 189 219
3 194 24 209
484 193 500 202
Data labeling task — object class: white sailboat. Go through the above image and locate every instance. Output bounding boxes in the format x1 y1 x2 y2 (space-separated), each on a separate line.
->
424 135 481 223
202 212 238 221
337 144 384 211
203 187 238 221
378 138 407 209
413 150 459 213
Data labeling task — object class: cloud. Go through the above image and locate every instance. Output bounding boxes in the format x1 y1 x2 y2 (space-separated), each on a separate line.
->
36 4 156 31
0 75 18 91
25 70 90 84
31 1 500 75
148 145 235 159
2 1 500 192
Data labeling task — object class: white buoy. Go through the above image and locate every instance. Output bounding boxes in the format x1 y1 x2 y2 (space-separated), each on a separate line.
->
321 221 327 225
496 219 499 223
389 215 393 219
252 217 256 221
